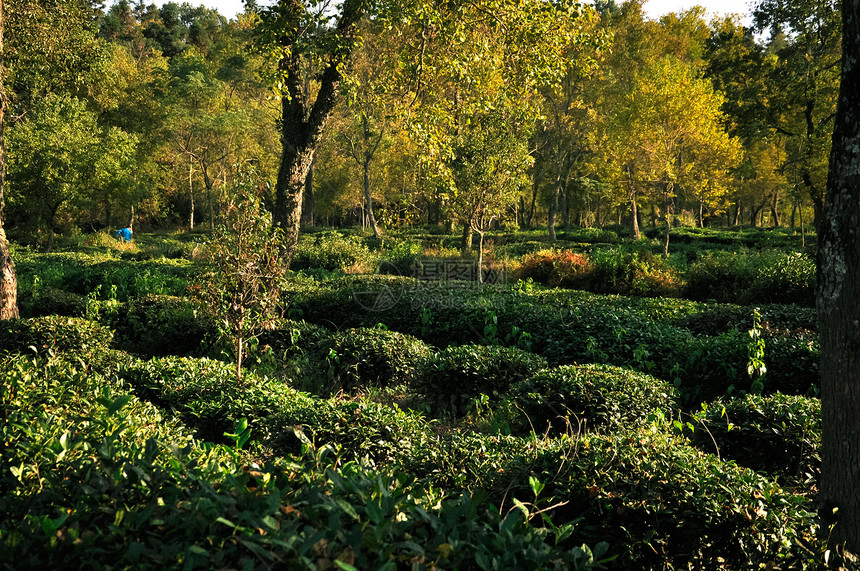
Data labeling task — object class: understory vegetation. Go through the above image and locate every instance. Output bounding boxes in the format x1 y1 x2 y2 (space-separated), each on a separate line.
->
0 227 831 569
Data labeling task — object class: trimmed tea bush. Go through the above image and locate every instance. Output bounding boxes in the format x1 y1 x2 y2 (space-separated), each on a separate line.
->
417 344 548 415
692 394 821 488
119 356 432 466
0 356 604 570
257 319 334 361
589 248 682 298
107 295 216 357
291 231 376 273
0 316 113 365
506 364 679 436
322 327 433 393
686 250 815 306
518 427 817 570
17 287 87 318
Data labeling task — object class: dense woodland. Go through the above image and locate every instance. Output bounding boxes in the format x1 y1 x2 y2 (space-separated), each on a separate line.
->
0 0 840 244
3 0 860 568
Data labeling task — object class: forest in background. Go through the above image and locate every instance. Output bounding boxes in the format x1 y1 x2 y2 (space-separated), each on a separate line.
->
0 0 840 249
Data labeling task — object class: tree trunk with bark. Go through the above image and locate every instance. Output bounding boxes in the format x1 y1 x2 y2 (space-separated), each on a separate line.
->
461 222 472 257
270 2 362 268
0 0 17 320
626 166 640 239
816 0 860 555
301 157 315 228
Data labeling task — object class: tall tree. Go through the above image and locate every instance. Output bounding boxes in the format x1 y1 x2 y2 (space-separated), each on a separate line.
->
624 56 740 255
254 0 366 267
817 0 860 555
0 0 18 320
752 0 841 230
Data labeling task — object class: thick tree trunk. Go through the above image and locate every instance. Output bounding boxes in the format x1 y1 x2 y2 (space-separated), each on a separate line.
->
271 2 362 268
817 0 860 555
301 158 315 228
0 228 16 319
0 0 16 320
461 222 472 257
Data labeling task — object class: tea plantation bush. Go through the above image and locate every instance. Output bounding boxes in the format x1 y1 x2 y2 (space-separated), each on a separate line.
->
0 357 605 570
320 327 432 393
290 279 820 404
106 295 216 358
520 427 816 570
17 286 87 318
505 364 679 436
290 231 376 273
692 394 821 488
257 319 334 361
0 316 114 366
119 356 432 466
514 248 681 298
686 251 815 306
416 344 548 415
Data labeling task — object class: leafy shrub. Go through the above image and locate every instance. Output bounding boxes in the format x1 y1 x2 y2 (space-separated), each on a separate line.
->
0 357 604 570
678 329 819 402
506 364 679 436
379 239 425 275
518 426 817 570
693 394 821 488
686 251 815 306
15 252 194 302
746 252 815 305
0 316 113 365
17 286 87 318
515 249 593 289
417 344 547 415
257 319 334 361
589 248 681 297
291 231 377 273
107 295 216 358
119 356 432 465
321 327 433 393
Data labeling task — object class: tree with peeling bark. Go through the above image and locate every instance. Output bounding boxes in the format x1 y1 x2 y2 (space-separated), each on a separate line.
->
0 0 18 320
817 0 860 557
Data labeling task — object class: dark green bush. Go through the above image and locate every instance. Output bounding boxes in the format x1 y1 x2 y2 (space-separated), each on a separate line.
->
0 316 113 365
17 287 87 318
321 327 433 393
692 394 821 488
257 318 334 361
119 356 432 465
107 295 216 357
291 231 376 272
417 344 547 415
678 330 819 402
518 427 817 570
378 239 425 275
506 364 678 436
291 279 821 404
686 251 815 306
0 356 605 570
